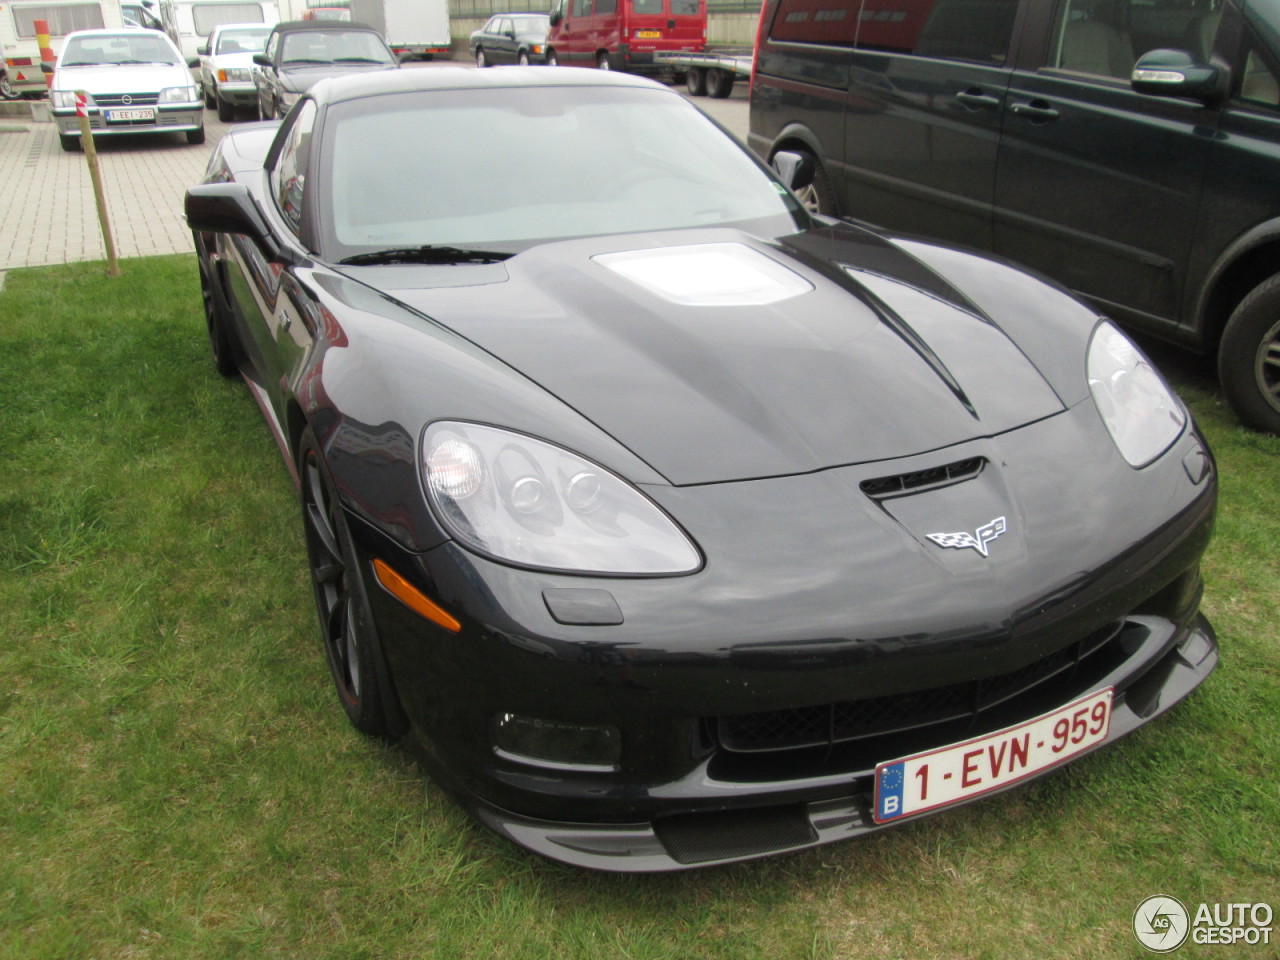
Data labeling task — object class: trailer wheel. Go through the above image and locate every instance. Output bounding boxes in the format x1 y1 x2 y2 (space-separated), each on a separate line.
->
707 67 735 99
685 67 707 96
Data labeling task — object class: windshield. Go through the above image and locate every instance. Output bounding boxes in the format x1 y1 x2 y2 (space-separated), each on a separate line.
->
322 85 802 257
62 33 179 65
281 29 394 64
215 26 270 54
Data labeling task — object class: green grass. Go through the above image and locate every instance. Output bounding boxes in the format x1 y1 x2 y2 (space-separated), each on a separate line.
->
1 256 1276 960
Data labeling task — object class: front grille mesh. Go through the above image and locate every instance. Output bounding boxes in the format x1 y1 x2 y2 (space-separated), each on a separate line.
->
94 92 161 107
716 620 1127 754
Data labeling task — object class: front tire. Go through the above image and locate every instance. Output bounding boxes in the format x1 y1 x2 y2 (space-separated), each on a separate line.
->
518 50 530 66
1219 273 1280 434
300 429 403 738
546 48 558 66
59 133 80 152
186 125 206 145
216 95 234 122
0 71 20 100
198 252 238 378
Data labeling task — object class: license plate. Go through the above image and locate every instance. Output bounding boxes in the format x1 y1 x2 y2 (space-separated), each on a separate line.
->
636 29 661 37
106 108 155 122
873 687 1113 823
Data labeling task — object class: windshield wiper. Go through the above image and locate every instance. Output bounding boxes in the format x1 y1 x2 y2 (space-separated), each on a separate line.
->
282 57 334 65
332 57 389 64
339 245 513 266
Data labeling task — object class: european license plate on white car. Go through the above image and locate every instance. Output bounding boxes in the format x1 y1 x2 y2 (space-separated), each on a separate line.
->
873 687 1113 823
107 108 155 122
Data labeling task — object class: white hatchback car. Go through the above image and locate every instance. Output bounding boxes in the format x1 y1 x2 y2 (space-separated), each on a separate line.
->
47 29 204 152
196 22 273 122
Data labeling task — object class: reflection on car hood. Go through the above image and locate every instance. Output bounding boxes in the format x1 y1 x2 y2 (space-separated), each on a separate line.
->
279 63 394 93
57 64 191 94
207 52 257 71
370 227 1067 486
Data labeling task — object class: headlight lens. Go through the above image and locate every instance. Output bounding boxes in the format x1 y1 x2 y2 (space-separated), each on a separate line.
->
159 84 198 103
51 89 87 108
421 422 701 575
1087 321 1186 467
217 67 251 82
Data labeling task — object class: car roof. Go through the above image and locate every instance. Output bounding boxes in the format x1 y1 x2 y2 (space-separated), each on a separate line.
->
308 64 663 106
269 19 380 33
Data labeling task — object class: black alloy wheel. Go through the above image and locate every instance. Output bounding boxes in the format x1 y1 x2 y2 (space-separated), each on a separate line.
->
1219 273 1280 434
299 429 401 738
788 150 839 218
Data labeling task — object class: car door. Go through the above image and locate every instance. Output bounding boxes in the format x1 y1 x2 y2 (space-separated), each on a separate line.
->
222 101 318 424
841 0 1022 250
993 0 1218 329
255 29 280 117
493 17 515 63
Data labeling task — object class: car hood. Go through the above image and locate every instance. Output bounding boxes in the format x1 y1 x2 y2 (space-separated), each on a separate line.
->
57 63 191 94
279 63 394 93
364 226 1068 486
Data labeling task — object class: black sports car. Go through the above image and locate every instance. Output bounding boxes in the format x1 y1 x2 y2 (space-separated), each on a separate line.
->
185 67 1218 872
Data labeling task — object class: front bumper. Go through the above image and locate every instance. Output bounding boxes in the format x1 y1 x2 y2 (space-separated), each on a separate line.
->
215 81 257 104
53 103 203 135
350 405 1219 870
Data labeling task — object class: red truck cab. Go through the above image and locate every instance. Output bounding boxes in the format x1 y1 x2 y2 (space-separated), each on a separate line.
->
546 0 704 73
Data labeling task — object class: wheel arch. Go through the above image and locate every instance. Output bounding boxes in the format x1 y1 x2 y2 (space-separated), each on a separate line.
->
1196 218 1280 354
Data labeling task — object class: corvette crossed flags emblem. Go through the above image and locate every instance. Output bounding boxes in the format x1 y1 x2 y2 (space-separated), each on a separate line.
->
926 516 1008 558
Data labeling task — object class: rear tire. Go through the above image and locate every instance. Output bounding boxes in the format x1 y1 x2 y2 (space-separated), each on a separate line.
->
786 149 838 217
518 50 530 66
476 47 487 68
596 51 611 70
186 125 206 145
707 67 734 98
0 71 19 100
546 48 559 66
685 67 707 96
1218 273 1280 434
198 253 239 378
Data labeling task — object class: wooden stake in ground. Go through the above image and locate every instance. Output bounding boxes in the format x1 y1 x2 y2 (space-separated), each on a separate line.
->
75 90 121 278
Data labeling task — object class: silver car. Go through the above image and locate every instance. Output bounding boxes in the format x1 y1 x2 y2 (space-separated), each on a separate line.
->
48 29 204 152
196 22 273 122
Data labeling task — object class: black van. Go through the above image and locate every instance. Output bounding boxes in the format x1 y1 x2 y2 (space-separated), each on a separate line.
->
748 0 1280 435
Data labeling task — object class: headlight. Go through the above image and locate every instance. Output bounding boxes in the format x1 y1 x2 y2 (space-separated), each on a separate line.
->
421 422 701 575
51 89 88 108
217 67 251 82
158 85 198 103
1087 321 1186 467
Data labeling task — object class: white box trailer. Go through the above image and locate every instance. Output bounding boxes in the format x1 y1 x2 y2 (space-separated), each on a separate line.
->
1 0 124 96
347 0 447 61
157 0 276 59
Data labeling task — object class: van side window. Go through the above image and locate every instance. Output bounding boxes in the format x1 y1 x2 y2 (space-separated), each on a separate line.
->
596 0 617 15
572 0 590 16
1239 48 1280 106
769 0 1016 64
272 100 317 237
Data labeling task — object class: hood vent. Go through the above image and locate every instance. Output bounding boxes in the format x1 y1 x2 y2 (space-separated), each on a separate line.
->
859 457 985 500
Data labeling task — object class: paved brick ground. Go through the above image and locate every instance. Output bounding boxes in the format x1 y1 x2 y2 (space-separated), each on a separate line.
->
0 106 233 271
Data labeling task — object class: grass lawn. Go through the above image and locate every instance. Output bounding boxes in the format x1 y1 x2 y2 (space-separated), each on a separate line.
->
1 255 1276 959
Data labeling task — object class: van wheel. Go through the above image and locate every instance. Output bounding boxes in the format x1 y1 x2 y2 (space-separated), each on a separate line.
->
1219 273 1280 434
597 52 611 70
788 150 838 217
707 67 734 98
686 67 707 96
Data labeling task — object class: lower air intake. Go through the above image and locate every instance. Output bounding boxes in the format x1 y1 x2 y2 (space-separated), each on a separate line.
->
653 805 817 865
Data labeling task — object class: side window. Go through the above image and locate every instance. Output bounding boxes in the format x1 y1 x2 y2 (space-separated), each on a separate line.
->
769 0 1016 64
271 100 317 237
263 31 278 64
596 0 617 15
1050 0 1221 80
1239 48 1280 106
572 0 591 16
671 0 698 14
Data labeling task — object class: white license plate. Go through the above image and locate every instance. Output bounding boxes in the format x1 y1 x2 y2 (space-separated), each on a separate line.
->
873 687 1113 823
106 108 155 122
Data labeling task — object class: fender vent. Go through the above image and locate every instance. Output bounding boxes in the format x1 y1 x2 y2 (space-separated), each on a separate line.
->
859 457 985 500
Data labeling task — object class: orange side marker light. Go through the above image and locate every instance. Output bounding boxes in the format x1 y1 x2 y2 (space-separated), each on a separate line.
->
372 558 462 633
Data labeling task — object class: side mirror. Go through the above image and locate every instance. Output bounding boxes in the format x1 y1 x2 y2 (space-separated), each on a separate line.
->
185 183 302 265
1132 48 1227 103
772 150 815 192
196 43 209 55
40 62 54 75
549 10 561 27
252 52 271 67
187 56 200 68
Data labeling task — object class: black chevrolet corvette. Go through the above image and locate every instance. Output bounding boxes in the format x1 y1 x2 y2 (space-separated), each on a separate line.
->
185 67 1218 871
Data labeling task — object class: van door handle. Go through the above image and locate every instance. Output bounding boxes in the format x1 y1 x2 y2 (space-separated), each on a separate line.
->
1010 99 1060 121
955 88 1001 110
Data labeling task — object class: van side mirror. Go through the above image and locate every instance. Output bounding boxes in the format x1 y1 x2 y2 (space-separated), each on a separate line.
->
549 9 561 26
772 150 815 192
1132 48 1227 104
